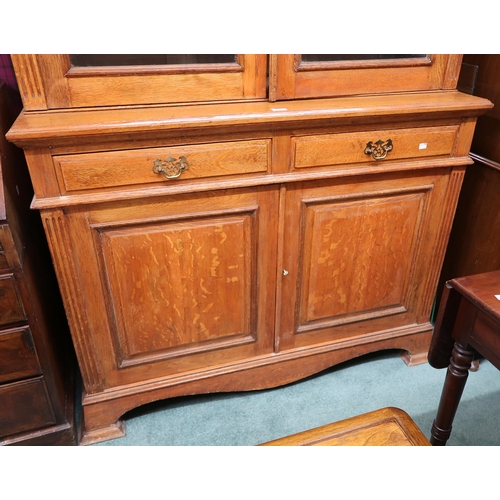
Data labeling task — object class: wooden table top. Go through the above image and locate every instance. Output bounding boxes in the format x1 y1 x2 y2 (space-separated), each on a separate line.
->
449 270 500 324
260 407 430 446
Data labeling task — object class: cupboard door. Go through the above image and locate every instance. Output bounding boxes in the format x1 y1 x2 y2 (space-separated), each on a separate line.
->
11 55 268 111
271 55 462 100
278 169 455 351
57 186 278 391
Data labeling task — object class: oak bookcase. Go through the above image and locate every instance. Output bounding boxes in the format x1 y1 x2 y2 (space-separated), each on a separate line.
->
7 54 492 444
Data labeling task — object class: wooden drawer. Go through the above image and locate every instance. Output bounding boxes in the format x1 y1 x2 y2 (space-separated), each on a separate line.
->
54 139 271 193
0 226 19 272
0 326 41 384
292 126 459 170
0 240 9 271
0 274 26 326
0 378 56 438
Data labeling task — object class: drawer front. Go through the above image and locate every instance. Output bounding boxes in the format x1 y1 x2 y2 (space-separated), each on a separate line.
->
54 139 271 193
0 274 26 326
292 126 459 169
0 378 56 438
0 326 41 384
0 225 20 271
0 240 9 271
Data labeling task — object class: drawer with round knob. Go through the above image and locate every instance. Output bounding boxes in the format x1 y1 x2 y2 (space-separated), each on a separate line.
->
291 125 459 170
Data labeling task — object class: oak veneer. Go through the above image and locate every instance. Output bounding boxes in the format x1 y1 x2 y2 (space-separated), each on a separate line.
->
7 55 492 444
12 54 267 110
261 407 430 446
270 55 462 100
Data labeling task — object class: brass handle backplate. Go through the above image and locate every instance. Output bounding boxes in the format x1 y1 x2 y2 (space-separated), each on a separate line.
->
364 139 393 160
153 156 190 179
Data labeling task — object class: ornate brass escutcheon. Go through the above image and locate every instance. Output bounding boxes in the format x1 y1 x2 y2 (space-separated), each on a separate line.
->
364 139 393 160
153 156 190 179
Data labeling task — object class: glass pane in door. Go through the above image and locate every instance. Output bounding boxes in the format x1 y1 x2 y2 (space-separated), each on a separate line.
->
301 55 427 62
69 54 237 67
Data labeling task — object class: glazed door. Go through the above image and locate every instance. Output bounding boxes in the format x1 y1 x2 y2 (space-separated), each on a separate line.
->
277 169 455 351
11 54 268 110
271 55 462 100
61 186 278 392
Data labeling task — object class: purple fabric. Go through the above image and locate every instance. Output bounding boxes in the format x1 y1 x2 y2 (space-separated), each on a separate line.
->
0 54 23 119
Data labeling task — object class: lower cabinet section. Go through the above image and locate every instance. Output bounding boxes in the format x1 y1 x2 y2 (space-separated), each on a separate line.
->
8 86 489 444
41 167 464 444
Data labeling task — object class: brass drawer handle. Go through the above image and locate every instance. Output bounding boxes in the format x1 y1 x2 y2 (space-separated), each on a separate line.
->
364 139 393 160
153 156 190 179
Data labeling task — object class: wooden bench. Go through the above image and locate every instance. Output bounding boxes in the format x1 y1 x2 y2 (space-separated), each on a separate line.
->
260 407 430 446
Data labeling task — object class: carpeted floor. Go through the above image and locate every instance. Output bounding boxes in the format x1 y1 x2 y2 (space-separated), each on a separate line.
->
92 350 500 446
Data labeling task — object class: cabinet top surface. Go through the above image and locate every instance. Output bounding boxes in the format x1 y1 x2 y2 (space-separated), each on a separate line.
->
7 91 493 148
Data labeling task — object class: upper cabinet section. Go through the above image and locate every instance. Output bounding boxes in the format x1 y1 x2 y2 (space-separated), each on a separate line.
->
11 54 463 112
11 54 268 111
269 54 463 101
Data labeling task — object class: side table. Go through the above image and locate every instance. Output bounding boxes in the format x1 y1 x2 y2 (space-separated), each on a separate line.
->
428 270 500 445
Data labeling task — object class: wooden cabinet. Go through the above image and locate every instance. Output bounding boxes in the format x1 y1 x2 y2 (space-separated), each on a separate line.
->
0 80 76 445
6 54 492 444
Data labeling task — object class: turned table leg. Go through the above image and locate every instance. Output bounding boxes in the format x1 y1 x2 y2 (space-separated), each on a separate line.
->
430 341 474 446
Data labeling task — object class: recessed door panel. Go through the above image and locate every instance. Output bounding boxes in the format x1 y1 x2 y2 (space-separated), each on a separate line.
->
64 187 278 389
100 215 253 363
300 193 422 324
279 171 451 351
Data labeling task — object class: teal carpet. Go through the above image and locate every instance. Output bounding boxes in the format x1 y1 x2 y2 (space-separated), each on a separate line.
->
93 350 500 446
13 350 498 499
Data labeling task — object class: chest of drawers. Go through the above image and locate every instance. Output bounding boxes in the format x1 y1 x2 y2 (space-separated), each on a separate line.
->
0 81 76 445
7 55 492 444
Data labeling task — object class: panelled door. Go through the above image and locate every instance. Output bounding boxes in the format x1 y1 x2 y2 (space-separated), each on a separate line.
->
277 169 455 351
60 186 279 391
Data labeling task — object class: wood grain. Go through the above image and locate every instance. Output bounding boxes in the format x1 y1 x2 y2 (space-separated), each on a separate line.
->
11 55 267 110
55 139 271 193
260 407 430 446
7 91 492 149
0 327 41 383
273 54 461 100
278 170 450 351
292 126 458 169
